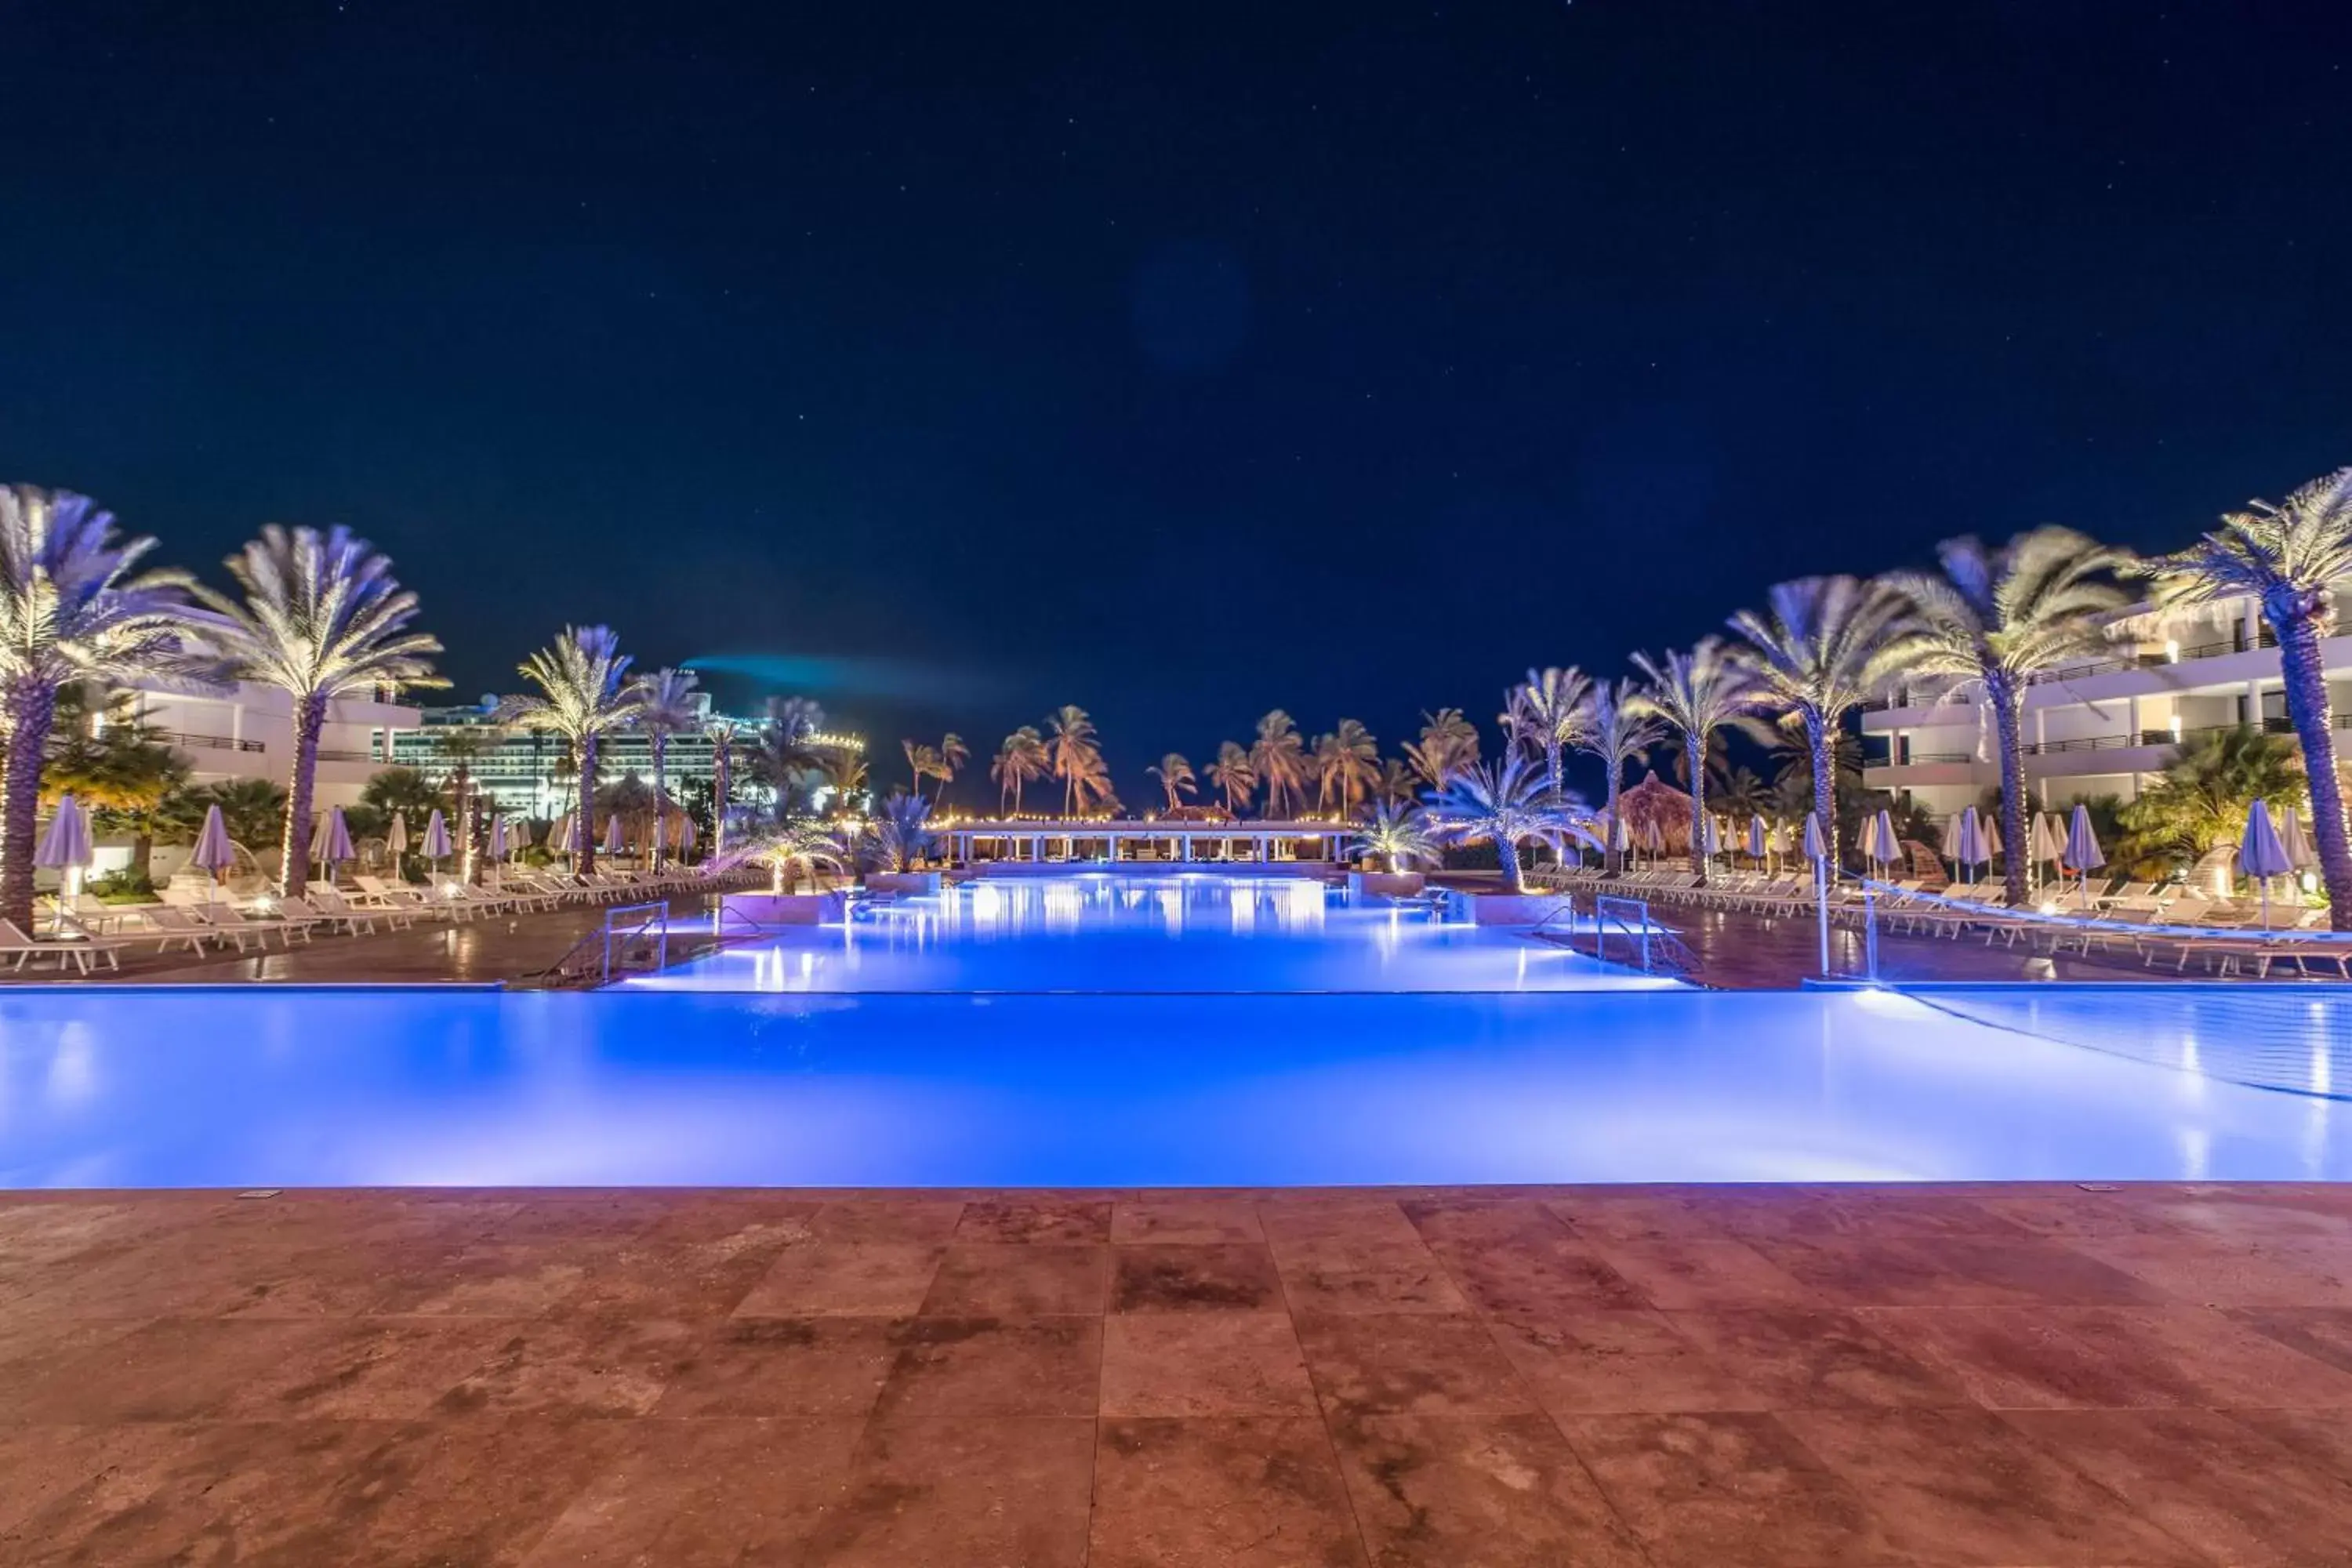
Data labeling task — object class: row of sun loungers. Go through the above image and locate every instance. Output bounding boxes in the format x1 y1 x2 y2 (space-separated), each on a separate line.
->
14 863 757 972
1526 865 2345 978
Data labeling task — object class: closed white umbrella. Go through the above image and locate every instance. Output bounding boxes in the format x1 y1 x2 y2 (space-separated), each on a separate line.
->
1747 815 1767 862
488 814 509 861
2028 811 2065 885
386 810 409 861
1982 813 2003 858
602 813 626 855
1866 808 1900 867
2064 803 2106 909
2239 798 2293 926
191 803 236 901
1700 815 1720 858
36 794 95 932
420 809 452 862
1802 814 1827 862
1955 807 1990 879
2279 806 2315 871
676 815 698 856
322 807 355 877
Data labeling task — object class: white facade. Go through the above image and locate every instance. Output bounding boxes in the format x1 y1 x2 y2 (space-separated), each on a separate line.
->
1862 590 2352 815
114 681 419 808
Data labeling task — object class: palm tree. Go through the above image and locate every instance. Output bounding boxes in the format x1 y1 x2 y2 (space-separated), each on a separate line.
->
933 733 968 804
818 751 869 816
1573 678 1666 876
1312 719 1379 815
194 523 446 898
711 821 848 895
2145 469 2352 927
158 778 289 861
630 666 702 869
1205 740 1256 815
863 790 938 872
1047 705 1108 815
902 739 944 798
702 713 746 854
1422 753 1597 894
1503 667 1593 804
1886 528 2134 906
430 725 500 882
1403 707 1480 790
503 626 641 876
1631 639 1768 884
1374 756 1418 808
992 726 1048 814
1351 800 1438 873
1728 575 1919 873
1249 710 1308 817
2117 725 2306 872
42 708 189 887
752 696 829 818
1147 751 1196 811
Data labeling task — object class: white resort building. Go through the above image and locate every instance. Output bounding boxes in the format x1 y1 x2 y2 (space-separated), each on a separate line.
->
1864 586 2352 817
116 681 419 810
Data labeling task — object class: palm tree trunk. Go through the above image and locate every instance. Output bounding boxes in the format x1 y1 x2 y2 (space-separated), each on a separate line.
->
650 735 667 872
1685 731 1708 884
578 734 601 876
1991 678 2030 907
1806 710 1835 876
2276 609 2352 931
455 763 474 884
1496 834 1524 894
280 693 326 897
1 683 58 930
1545 739 1563 803
1603 762 1624 877
713 747 730 856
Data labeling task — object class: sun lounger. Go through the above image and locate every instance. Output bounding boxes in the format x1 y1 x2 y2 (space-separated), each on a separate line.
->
0 917 129 974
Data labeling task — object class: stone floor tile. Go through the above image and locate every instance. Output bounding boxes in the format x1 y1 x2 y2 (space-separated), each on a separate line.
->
1421 1232 1651 1316
364 1235 608 1317
1258 1199 1424 1252
1399 1195 1577 1250
517 1416 865 1567
1112 1196 1265 1244
919 1243 1110 1316
1748 1234 2165 1308
1330 1413 1648 1568
1664 1308 1973 1410
1295 1312 1537 1417
1777 1406 2205 1566
797 1415 1094 1567
731 1241 945 1316
1864 1305 2352 1410
1090 1417 1366 1568
2001 1407 2352 1568
1486 1308 1765 1414
1560 1410 1907 1568
953 1197 1112 1243
2076 1232 2352 1308
10 1317 503 1424
1272 1240 1472 1316
1100 1313 1319 1417
429 1305 702 1417
652 1316 902 1419
2225 1305 2352 1376
1111 1242 1283 1312
1588 1236 1823 1310
869 1316 1102 1421
805 1198 967 1243
556 1220 807 1318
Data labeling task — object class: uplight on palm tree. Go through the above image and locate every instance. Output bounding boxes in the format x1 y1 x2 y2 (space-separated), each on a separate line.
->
1727 575 1918 875
992 726 1047 814
702 713 745 854
1047 705 1109 815
1205 741 1256 815
1885 528 2133 906
196 523 446 898
2144 468 2352 927
1573 678 1665 874
0 488 208 928
1147 752 1197 811
503 625 641 877
1351 800 1437 873
1249 710 1307 817
710 821 846 894
1629 639 1767 884
630 666 702 869
1312 720 1378 816
1503 666 1592 804
1422 753 1596 894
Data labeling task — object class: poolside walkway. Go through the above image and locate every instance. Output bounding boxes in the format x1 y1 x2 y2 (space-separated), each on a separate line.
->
5 1184 2352 1563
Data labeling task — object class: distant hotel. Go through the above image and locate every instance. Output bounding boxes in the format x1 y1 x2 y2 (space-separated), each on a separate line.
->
1864 582 2351 816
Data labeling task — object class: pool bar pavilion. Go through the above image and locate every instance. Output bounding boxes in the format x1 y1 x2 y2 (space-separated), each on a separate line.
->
938 816 1356 867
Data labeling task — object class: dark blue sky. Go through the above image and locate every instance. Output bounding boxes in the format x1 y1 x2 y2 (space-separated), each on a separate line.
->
6 1 2348 803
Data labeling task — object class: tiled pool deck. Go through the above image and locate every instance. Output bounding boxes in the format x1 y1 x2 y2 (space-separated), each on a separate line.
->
5 1185 2352 1564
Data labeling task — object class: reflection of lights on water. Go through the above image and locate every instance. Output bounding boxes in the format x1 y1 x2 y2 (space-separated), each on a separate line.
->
2180 1032 2201 1076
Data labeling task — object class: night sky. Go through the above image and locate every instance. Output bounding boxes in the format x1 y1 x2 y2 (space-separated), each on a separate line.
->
7 2 2349 804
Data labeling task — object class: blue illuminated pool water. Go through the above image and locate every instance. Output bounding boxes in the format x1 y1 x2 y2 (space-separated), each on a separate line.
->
2 877 2347 1188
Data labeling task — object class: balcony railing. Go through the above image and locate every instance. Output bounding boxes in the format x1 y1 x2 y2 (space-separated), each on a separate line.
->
1864 624 2283 710
158 730 265 754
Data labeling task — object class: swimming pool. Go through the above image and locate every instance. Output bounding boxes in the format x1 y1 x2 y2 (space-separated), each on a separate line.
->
628 873 1677 994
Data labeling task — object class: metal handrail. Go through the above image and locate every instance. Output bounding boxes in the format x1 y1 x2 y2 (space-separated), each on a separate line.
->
1592 895 1654 972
